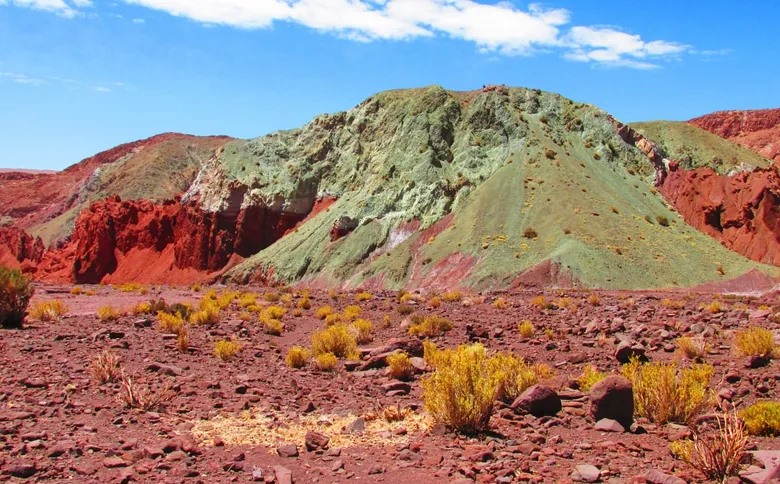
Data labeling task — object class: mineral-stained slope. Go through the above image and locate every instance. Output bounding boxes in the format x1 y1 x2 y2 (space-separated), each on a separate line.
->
689 108 780 163
177 85 772 290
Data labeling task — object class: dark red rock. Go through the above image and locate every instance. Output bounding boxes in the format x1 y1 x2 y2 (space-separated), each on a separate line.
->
589 376 634 429
511 385 562 417
304 431 329 451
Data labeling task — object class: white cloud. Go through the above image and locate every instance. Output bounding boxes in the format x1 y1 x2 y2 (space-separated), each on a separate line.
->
0 71 46 85
1 0 694 68
94 86 111 92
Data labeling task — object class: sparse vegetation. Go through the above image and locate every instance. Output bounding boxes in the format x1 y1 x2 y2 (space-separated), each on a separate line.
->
355 291 373 302
397 304 415 315
190 304 220 326
316 305 334 320
622 358 713 424
739 401 780 436
409 315 453 337
518 320 534 338
386 352 414 380
442 291 462 302
351 318 373 344
676 336 709 361
586 293 601 306
214 340 241 361
492 297 508 309
97 305 121 322
114 282 148 294
311 324 359 359
489 351 552 403
158 311 186 334
285 346 311 369
176 325 190 353
674 412 748 481
0 266 34 328
530 295 553 310
661 298 686 309
343 305 362 320
91 350 122 384
118 374 174 410
703 300 724 314
734 327 777 358
29 300 67 322
314 352 339 371
577 365 607 392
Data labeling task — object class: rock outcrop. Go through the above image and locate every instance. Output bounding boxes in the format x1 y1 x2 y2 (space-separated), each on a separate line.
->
690 108 780 162
0 227 44 269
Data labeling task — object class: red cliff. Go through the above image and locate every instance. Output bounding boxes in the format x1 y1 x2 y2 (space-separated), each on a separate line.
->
690 109 780 163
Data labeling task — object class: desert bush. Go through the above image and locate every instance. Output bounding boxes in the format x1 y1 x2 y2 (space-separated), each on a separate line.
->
262 318 283 336
556 297 575 310
158 311 186 334
91 350 122 384
386 352 414 380
214 340 241 361
351 318 373 344
702 300 724 314
397 304 415 315
518 320 534 338
661 298 686 309
285 346 311 369
421 343 498 433
676 337 710 361
324 313 342 326
493 297 508 309
0 267 34 328
578 365 608 392
343 305 362 320
70 286 84 295
190 303 220 326
409 315 453 337
263 291 280 303
190 282 202 292
739 401 780 436
168 301 194 319
442 291 462 302
311 324 358 359
115 282 147 294
734 327 777 358
429 296 441 308
297 296 311 310
355 291 373 302
132 301 153 315
97 305 121 322
176 325 190 353
238 292 257 308
118 374 174 410
29 300 67 322
314 352 339 371
489 352 552 403
316 305 334 320
673 412 747 480
530 295 553 310
587 293 601 306
622 358 713 424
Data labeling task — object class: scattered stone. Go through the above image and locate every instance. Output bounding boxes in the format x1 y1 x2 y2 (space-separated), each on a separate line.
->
103 456 129 468
746 355 770 369
511 384 561 417
640 469 687 484
571 464 600 482
368 464 384 475
145 362 183 376
347 417 365 433
614 341 647 364
273 465 293 484
741 450 780 483
6 462 37 478
277 444 299 458
305 431 329 451
589 376 634 429
594 418 625 433
381 381 411 395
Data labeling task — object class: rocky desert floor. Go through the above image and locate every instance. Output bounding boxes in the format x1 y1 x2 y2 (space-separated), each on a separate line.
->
2 284 780 483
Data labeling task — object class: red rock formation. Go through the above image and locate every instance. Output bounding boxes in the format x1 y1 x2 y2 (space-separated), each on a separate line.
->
660 163 780 265
689 109 780 162
0 227 44 269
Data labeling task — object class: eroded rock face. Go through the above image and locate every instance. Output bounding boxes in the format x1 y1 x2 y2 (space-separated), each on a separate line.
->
690 109 780 162
660 164 780 266
0 226 44 269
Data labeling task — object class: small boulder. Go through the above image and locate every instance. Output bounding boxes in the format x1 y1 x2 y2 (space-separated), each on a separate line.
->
589 376 633 429
511 385 561 417
594 418 625 433
640 469 687 484
305 431 329 452
571 464 601 482
273 465 293 484
614 341 647 364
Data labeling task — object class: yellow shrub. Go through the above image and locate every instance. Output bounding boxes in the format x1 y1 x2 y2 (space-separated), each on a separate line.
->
409 315 453 337
557 297 575 310
518 320 534 338
214 340 241 361
324 314 342 326
158 311 186 334
29 300 68 322
97 305 121 322
316 305 334 320
115 282 146 293
280 293 293 306
661 298 686 309
423 339 443 367
311 324 358 359
577 365 607 392
442 291 462 302
176 325 190 353
386 352 413 380
355 291 373 302
676 337 709 360
190 305 220 326
429 296 441 308
262 318 283 336
587 293 601 306
343 305 362 320
489 352 552 403
297 296 311 310
190 282 202 292
734 327 777 358
530 295 553 310
421 343 498 433
740 401 780 436
493 297 508 309
328 289 339 300
622 358 713 424
285 346 311 369
314 352 338 371
70 286 84 295
399 292 415 303
702 300 724 314
263 291 280 303
132 301 153 315
350 318 373 344
261 305 287 320
669 439 693 461
238 293 257 308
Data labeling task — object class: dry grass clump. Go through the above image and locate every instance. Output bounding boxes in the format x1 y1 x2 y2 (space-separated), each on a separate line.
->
355 291 373 302
214 340 241 361
671 412 747 481
397 304 415 315
739 401 780 436
518 320 534 338
311 324 359 360
350 318 373 344
176 325 190 353
97 305 122 322
297 295 311 310
556 297 576 310
343 305 362 320
190 282 202 292
114 282 148 294
238 292 257 308
316 305 334 320
91 350 122 384
577 365 608 392
158 311 186 335
70 286 85 295
263 291 280 303
118 373 174 410
661 298 686 309
488 352 552 403
259 305 286 335
442 291 462 302
429 296 441 308
622 358 713 424
492 297 509 309
29 300 68 322
386 352 414 380
285 346 311 369
324 313 342 326
734 327 777 358
314 352 339 371
132 301 153 315
702 300 724 314
676 337 710 361
190 301 220 326
0 267 35 328
530 295 553 310
586 293 601 306
409 315 453 337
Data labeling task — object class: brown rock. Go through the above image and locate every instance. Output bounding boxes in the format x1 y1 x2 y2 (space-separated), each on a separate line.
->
305 431 329 451
589 375 634 429
511 384 562 417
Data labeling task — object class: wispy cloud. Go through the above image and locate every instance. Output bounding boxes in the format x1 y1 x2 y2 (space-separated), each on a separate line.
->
0 70 129 92
0 71 46 85
0 0 91 18
1 0 701 69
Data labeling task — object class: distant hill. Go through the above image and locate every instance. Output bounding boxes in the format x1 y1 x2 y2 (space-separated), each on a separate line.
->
689 108 780 163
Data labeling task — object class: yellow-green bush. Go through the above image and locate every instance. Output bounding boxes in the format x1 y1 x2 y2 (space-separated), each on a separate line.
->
351 318 373 344
518 320 534 338
740 401 780 436
0 267 34 328
343 305 362 320
315 305 334 320
314 352 339 371
311 324 359 359
409 315 453 337
97 305 122 322
285 346 311 369
190 304 220 326
489 352 552 403
158 311 186 334
262 318 284 336
578 365 608 392
323 313 342 326
622 358 713 424
29 300 67 322
676 337 709 361
214 340 241 361
386 352 413 380
355 291 373 302
132 301 153 315
734 327 777 358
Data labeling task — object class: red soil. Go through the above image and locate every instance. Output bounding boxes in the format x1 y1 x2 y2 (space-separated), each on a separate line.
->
689 108 780 162
659 163 780 266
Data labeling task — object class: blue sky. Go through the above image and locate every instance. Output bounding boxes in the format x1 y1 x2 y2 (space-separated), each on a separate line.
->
1 1 778 170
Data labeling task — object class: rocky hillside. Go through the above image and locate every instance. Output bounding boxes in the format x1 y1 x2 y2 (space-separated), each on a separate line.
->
689 108 780 163
1 86 778 290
